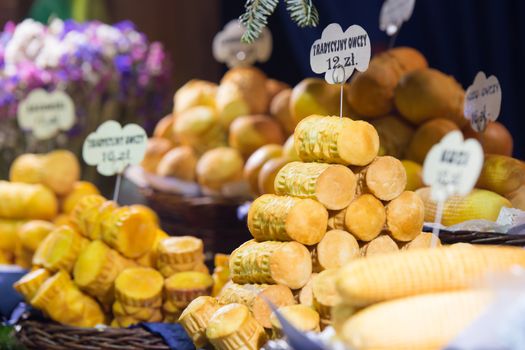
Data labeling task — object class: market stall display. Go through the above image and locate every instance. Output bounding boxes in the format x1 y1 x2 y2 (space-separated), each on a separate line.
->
177 114 441 349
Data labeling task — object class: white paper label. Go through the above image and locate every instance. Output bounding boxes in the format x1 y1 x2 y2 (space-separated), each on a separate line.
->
379 0 416 35
310 23 371 84
464 71 502 132
17 89 75 140
213 20 272 68
422 130 483 202
82 121 147 176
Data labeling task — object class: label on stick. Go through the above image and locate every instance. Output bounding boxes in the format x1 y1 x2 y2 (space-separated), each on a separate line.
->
17 89 75 140
310 23 371 84
380 0 416 35
422 130 483 203
464 71 502 132
213 19 272 68
82 120 147 176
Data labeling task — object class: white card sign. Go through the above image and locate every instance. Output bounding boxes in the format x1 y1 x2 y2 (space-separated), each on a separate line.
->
464 71 502 132
17 89 75 140
213 20 272 68
380 0 416 35
82 121 147 176
310 23 371 84
423 131 483 202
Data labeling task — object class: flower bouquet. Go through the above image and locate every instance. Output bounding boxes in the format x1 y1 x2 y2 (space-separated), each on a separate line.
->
0 19 172 179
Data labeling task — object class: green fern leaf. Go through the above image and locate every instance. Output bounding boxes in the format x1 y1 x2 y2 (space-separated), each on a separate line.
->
284 0 319 27
239 0 279 43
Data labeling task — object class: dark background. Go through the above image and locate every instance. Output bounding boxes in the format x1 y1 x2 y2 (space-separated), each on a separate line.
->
224 0 525 159
1 0 523 158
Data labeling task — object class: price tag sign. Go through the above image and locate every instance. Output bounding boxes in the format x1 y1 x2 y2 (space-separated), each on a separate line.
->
310 23 371 84
464 71 502 132
380 0 416 36
423 131 483 246
423 131 483 202
213 19 272 68
82 121 147 177
17 89 75 140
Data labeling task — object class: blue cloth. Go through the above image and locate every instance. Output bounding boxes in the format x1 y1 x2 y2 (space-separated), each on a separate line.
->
0 266 27 320
141 322 196 350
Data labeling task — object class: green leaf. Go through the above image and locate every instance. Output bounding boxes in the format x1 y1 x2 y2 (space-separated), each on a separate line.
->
284 0 319 27
0 326 26 350
239 0 279 43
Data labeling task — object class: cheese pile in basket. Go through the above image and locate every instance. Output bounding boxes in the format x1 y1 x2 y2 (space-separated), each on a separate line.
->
13 194 229 328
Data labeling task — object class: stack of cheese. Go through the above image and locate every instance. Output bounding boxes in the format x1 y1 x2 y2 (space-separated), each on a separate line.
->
332 245 525 349
176 115 432 350
0 149 102 267
12 193 227 328
13 194 158 327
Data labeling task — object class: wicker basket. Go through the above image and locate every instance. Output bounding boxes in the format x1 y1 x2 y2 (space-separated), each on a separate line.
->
16 320 170 350
141 188 252 256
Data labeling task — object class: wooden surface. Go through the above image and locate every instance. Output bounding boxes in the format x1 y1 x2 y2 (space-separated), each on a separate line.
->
107 0 223 89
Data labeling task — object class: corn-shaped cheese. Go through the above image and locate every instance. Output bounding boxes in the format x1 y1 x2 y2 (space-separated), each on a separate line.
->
157 236 205 277
270 305 320 339
74 240 136 303
360 235 399 257
179 296 220 348
13 268 50 302
275 162 356 210
101 206 157 258
0 181 57 220
340 290 493 350
157 236 204 265
70 194 107 235
385 191 424 241
218 282 296 329
416 187 513 226
112 300 162 324
294 115 379 166
476 154 525 196
230 240 312 289
312 230 359 272
164 271 214 312
86 201 118 240
206 303 268 350
248 194 328 245
355 156 407 201
357 156 407 201
32 226 89 273
115 267 164 307
344 194 386 241
31 270 105 327
312 269 342 320
337 245 525 307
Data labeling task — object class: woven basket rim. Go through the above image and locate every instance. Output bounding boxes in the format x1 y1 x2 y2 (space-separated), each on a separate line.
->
16 319 171 350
